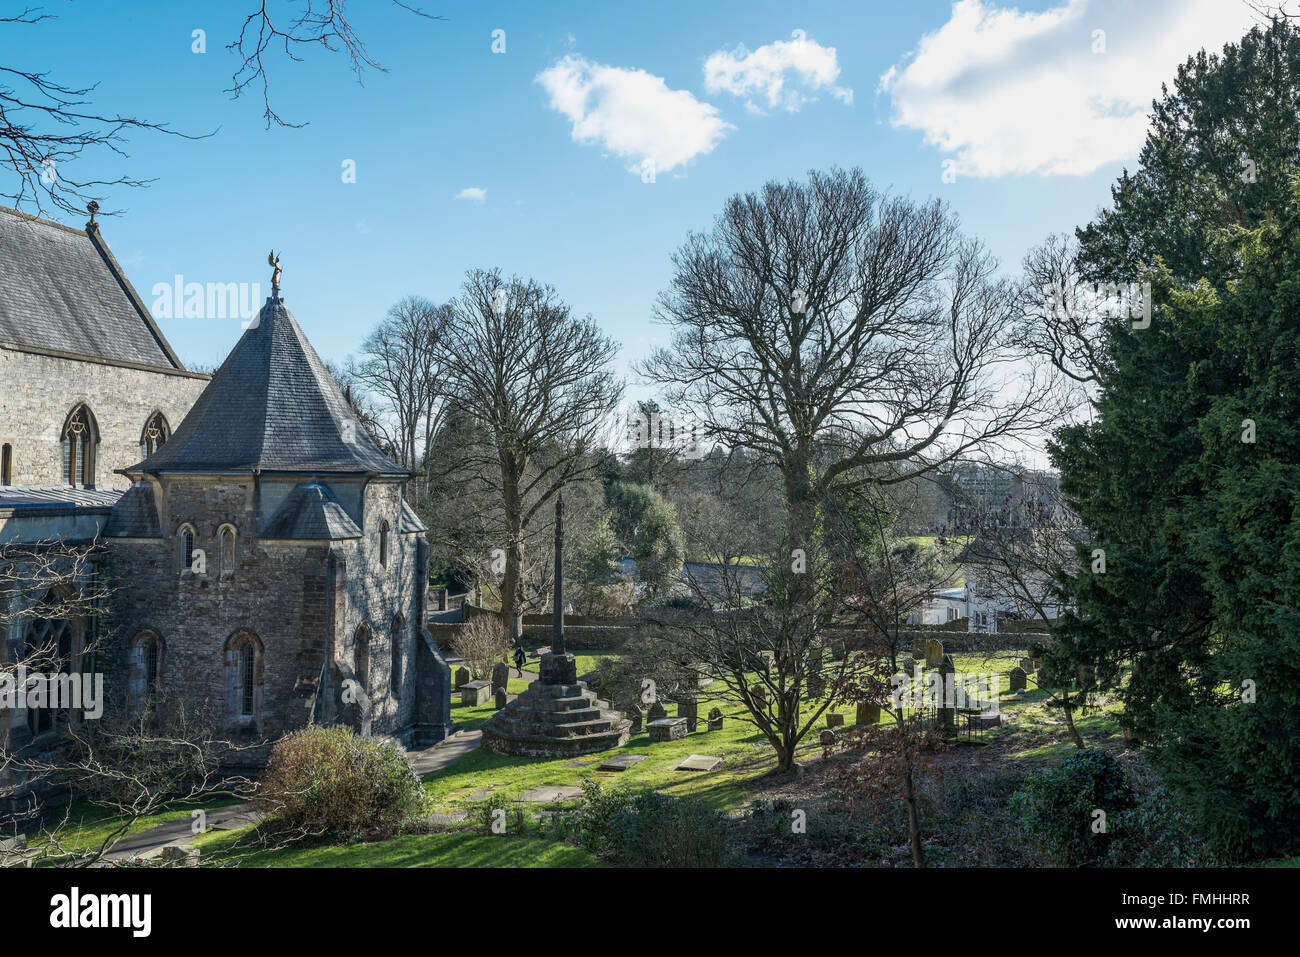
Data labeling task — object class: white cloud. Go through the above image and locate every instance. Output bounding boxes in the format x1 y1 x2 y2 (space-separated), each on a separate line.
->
455 187 487 203
879 0 1256 177
704 32 853 112
536 54 732 175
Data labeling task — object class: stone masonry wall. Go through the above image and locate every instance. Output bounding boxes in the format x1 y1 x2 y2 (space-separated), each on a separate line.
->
104 476 439 763
0 347 207 488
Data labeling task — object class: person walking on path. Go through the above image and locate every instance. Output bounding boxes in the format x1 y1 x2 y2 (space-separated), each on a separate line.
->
513 644 527 678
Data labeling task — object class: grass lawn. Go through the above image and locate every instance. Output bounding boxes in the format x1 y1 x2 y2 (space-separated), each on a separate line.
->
63 642 1128 869
427 685 823 814
195 829 601 867
29 793 244 860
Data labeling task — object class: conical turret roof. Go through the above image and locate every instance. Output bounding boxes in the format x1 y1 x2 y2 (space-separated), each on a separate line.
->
126 297 404 476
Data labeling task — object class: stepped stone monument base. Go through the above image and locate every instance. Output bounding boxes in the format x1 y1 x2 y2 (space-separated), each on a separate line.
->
480 652 632 758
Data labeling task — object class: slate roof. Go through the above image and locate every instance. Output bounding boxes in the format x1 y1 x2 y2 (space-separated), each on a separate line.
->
102 483 161 538
0 485 122 512
259 482 362 540
0 205 183 369
127 297 407 477
399 499 427 533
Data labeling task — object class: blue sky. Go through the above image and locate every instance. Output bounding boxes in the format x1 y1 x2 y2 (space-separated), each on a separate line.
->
7 0 1261 389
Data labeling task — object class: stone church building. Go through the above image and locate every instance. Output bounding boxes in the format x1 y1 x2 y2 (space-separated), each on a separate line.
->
0 204 451 800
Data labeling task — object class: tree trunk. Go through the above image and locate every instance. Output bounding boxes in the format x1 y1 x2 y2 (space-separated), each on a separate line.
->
904 763 926 868
1061 691 1086 748
499 463 526 644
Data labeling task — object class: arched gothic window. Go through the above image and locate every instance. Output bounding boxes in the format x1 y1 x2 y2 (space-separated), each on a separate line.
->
379 521 390 569
390 614 405 695
353 624 371 694
218 525 237 576
141 411 170 457
225 631 263 729
177 524 197 574
62 405 98 487
129 630 165 715
23 616 73 735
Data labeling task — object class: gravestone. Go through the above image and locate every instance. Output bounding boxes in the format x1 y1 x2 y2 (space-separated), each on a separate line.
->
826 712 844 728
516 785 583 803
677 696 699 732
647 717 687 742
626 701 643 734
856 702 880 725
598 754 646 772
1009 667 1027 691
901 655 917 678
454 666 471 689
924 640 944 668
491 662 511 694
647 700 668 722
707 707 723 731
1019 657 1035 673
937 655 956 734
460 680 491 706
494 688 508 710
750 685 767 709
674 754 722 772
819 729 837 747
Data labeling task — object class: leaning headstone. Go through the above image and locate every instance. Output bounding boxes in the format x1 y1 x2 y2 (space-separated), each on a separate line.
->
901 655 917 678
750 685 767 709
677 696 699 732
491 662 510 694
648 700 668 722
494 688 508 710
627 701 643 734
454 666 471 689
707 707 723 731
925 639 944 668
1008 667 1027 691
856 702 880 725
647 717 688 742
826 712 844 728
819 729 837 747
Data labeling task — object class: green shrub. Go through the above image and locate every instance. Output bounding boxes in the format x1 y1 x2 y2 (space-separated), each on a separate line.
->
475 791 526 836
552 781 727 866
256 726 429 841
1012 749 1134 866
1106 781 1219 868
549 779 634 853
607 789 728 867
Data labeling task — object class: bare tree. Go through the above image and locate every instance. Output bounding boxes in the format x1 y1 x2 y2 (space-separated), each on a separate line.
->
0 541 254 865
227 1 440 128
641 167 1058 567
944 473 1090 748
442 269 622 642
348 296 450 497
1 2 438 215
640 168 1055 771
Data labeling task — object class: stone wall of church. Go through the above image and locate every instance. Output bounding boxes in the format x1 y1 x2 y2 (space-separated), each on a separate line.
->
103 476 441 764
0 347 207 488
329 480 432 743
